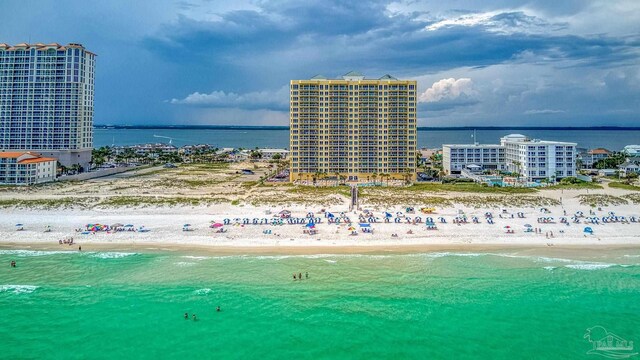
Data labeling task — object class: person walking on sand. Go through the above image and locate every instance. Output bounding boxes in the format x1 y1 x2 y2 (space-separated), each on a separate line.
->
79 245 82 252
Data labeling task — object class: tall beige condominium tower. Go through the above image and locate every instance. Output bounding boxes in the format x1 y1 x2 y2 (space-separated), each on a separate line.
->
289 72 417 183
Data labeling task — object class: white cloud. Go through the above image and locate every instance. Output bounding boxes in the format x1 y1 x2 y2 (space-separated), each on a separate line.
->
425 10 566 34
419 78 476 103
523 109 566 115
169 86 289 110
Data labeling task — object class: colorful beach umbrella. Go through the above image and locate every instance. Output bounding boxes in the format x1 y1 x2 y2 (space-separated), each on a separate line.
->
211 223 223 228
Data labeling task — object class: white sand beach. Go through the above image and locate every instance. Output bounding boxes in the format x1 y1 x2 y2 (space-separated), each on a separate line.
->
1 195 639 253
1 162 639 254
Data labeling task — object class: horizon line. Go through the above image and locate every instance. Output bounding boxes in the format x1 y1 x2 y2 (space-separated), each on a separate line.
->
94 124 640 131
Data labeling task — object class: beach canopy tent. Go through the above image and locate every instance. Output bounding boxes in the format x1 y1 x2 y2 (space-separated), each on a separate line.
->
359 223 371 227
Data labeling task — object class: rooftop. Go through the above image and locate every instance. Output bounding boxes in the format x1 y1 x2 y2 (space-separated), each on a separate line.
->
0 43 95 56
443 144 504 148
299 72 409 81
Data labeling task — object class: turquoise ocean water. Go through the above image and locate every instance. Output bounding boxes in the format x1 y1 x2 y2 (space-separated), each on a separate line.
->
2 249 640 359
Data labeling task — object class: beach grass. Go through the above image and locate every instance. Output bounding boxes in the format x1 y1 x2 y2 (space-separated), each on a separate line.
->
0 197 98 209
287 185 352 198
623 194 640 204
98 196 230 208
541 182 603 190
609 182 640 191
576 194 629 206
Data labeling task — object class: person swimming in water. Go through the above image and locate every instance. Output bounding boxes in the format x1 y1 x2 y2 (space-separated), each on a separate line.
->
293 273 297 280
192 314 197 321
184 312 189 319
216 306 221 312
10 260 16 268
305 272 309 279
299 272 302 280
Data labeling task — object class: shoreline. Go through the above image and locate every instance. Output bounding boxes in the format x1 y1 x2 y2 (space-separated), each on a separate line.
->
3 241 640 258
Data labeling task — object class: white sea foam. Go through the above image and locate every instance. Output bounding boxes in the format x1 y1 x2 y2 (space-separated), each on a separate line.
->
565 263 615 270
0 249 74 257
324 259 337 264
89 252 137 259
194 288 212 295
174 261 196 267
543 266 557 271
181 256 209 260
0 285 38 294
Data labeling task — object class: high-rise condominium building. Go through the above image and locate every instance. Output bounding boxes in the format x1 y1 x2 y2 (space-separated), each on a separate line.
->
0 43 95 168
289 72 417 183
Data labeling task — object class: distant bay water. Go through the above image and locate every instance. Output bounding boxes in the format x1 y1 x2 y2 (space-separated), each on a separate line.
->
94 126 640 151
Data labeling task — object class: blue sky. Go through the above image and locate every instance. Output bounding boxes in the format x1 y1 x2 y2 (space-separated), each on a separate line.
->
1 0 639 126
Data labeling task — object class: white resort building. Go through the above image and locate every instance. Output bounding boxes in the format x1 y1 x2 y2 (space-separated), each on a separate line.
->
0 151 57 185
443 134 577 182
501 134 576 181
442 144 505 174
0 43 95 169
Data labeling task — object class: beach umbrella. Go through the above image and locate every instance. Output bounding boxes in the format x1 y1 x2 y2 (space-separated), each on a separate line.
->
504 226 511 229
348 226 355 231
183 224 191 227
524 224 532 227
211 223 223 228
15 223 23 227
359 223 371 227
111 223 124 228
124 224 134 227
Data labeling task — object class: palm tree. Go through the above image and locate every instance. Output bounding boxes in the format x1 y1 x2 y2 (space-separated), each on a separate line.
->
372 172 378 185
511 160 522 182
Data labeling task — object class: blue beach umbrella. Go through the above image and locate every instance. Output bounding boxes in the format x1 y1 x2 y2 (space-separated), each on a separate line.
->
15 223 23 227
